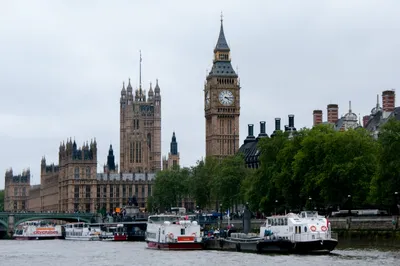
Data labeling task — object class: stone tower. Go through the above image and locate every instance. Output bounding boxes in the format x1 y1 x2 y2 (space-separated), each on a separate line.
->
4 168 31 211
120 53 161 173
162 132 180 170
205 16 240 158
58 139 97 212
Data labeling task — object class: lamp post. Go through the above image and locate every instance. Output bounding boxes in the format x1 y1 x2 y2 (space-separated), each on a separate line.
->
394 192 399 215
308 197 312 211
275 200 278 215
196 205 200 222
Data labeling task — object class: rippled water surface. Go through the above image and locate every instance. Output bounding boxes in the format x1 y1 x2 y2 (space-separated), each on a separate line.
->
0 240 399 266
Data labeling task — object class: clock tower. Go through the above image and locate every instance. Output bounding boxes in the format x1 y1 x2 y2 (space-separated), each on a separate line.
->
205 15 240 158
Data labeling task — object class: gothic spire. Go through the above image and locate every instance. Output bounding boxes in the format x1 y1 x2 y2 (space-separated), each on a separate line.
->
214 12 230 52
139 50 142 95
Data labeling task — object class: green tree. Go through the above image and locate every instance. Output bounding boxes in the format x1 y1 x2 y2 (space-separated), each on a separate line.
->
370 118 400 205
213 155 247 211
152 167 190 211
189 156 220 209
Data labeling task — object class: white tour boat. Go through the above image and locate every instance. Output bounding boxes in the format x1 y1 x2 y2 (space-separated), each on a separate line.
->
13 221 63 240
260 211 338 253
145 214 204 250
64 222 101 241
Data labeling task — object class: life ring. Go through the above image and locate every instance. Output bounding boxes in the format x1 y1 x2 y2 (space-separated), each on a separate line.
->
168 233 174 239
310 225 317 232
321 226 327 232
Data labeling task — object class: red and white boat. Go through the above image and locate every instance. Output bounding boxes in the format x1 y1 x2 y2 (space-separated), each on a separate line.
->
145 214 204 250
13 221 63 240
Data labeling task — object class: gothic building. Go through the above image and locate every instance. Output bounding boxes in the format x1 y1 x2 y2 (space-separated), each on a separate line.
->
3 169 30 211
162 132 180 170
20 139 154 213
205 17 240 158
58 139 98 213
120 56 161 173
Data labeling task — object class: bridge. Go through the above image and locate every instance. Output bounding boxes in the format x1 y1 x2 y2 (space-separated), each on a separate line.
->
0 212 98 236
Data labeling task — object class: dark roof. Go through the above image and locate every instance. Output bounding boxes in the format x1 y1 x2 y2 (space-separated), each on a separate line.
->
238 139 260 166
208 61 237 78
334 117 344 131
214 21 230 52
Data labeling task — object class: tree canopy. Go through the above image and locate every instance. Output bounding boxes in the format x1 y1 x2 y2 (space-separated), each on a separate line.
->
151 119 400 214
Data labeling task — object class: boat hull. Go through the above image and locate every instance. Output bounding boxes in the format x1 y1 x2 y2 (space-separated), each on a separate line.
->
293 239 338 254
13 236 63 240
65 236 101 241
147 241 204 250
256 239 294 253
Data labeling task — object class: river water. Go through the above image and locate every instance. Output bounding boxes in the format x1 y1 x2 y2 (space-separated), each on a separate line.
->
0 240 399 266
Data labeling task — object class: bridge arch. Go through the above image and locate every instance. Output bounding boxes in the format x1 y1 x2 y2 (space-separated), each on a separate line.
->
13 214 95 229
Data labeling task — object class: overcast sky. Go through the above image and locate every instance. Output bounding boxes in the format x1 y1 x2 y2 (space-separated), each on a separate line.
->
1 0 399 188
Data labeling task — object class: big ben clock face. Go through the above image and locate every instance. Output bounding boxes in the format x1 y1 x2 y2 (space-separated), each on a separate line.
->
219 90 234 106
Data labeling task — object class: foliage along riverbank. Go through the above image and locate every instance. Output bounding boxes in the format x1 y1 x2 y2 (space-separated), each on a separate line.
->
148 118 400 215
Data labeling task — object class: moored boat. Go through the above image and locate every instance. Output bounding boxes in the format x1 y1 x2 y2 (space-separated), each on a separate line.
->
145 214 204 250
64 222 101 241
13 221 63 240
99 224 128 241
260 211 338 254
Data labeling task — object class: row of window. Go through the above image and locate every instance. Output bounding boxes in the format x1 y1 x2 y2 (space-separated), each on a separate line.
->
12 187 27 197
129 141 143 163
74 167 91 179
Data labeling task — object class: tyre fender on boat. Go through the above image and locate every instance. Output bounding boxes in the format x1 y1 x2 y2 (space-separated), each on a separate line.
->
310 225 317 232
321 225 327 231
168 233 174 239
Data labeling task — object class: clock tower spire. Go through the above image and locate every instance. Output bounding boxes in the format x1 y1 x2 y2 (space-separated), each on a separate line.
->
204 15 240 159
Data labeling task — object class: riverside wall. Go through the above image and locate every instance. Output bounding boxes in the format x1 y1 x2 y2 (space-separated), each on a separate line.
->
217 216 400 232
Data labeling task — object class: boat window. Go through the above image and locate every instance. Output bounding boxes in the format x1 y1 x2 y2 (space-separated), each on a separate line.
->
304 226 307 232
284 218 288 225
301 212 306 218
181 228 185 235
299 226 301 234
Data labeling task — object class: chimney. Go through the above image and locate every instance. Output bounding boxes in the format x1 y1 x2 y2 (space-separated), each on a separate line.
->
244 124 256 144
362 115 370 128
327 104 339 124
288 114 294 128
257 121 268 138
274 118 281 131
382 90 395 112
313 110 323 126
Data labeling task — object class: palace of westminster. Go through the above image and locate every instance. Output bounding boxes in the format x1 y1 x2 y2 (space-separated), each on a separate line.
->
4 17 398 214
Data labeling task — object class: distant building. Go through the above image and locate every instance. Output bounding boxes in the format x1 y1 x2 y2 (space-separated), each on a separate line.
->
238 115 296 169
313 102 360 131
19 139 155 213
3 169 30 211
162 132 180 170
363 90 398 138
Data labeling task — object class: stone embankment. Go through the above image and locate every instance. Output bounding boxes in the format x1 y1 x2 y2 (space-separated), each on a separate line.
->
219 216 399 231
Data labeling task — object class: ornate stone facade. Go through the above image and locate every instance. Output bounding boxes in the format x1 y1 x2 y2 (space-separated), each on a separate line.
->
4 169 30 211
162 132 180 170
14 140 154 213
205 18 240 158
119 76 161 173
